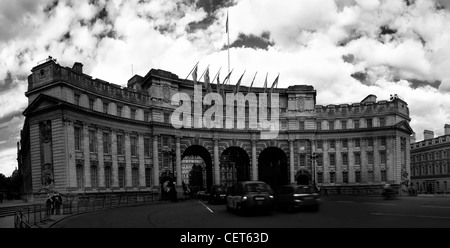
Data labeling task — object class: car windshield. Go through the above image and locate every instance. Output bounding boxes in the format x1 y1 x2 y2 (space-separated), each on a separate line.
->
245 183 271 192
295 186 317 194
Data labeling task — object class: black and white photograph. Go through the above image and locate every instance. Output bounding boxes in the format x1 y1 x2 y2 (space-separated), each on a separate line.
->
1 0 450 245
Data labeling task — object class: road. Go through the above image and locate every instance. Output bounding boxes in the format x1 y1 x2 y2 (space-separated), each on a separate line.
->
51 195 450 228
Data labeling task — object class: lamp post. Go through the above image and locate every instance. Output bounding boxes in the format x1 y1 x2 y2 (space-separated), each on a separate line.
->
170 148 176 183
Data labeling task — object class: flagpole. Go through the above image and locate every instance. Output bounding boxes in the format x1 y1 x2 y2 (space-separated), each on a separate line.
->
227 10 230 84
185 61 199 80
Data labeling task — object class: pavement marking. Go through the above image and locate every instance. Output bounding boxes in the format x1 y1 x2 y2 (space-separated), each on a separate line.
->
363 202 397 206
371 213 450 219
199 201 214 213
422 205 450 209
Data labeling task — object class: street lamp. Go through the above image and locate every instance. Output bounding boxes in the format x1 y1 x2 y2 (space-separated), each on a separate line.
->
311 152 318 187
170 148 176 182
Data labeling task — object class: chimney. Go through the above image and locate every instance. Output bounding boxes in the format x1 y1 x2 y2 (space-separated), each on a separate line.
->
72 62 83 73
424 130 434 140
445 124 450 135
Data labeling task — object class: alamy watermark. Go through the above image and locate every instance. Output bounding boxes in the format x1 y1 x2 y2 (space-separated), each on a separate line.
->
171 85 280 139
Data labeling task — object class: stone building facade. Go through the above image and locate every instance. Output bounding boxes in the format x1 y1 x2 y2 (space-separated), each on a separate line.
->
18 57 413 202
410 126 450 194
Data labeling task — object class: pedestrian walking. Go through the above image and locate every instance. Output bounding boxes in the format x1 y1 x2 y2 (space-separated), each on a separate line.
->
54 193 62 215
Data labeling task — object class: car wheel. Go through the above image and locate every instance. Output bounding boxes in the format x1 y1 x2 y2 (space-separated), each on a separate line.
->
226 204 231 212
287 204 295 214
237 204 245 215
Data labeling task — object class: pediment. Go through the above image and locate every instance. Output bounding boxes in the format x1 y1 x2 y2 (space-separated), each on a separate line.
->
394 120 414 135
23 94 63 116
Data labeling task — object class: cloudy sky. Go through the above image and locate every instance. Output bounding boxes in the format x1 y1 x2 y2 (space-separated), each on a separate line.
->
1 0 450 176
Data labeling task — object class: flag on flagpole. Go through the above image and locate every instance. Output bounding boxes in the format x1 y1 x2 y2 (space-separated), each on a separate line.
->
248 72 257 93
204 67 212 93
215 71 221 94
234 71 246 94
226 11 229 33
269 73 280 94
221 69 233 96
263 73 268 93
192 64 198 84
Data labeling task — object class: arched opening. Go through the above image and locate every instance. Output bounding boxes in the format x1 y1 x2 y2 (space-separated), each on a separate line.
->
295 170 311 185
181 145 212 194
258 147 288 191
220 147 250 188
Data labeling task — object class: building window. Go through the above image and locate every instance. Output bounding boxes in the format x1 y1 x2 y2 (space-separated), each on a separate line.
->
342 139 348 149
354 139 360 148
132 167 139 188
299 121 305 130
329 154 336 166
117 106 122 117
367 138 373 148
163 136 170 147
74 126 82 151
103 102 108 114
89 130 97 153
342 153 348 165
76 164 84 189
367 152 374 165
354 152 361 165
366 118 373 128
381 170 387 182
103 132 111 154
380 151 386 164
329 140 336 149
164 113 170 123
330 172 336 183
74 94 80 106
89 98 94 110
317 140 323 150
317 154 323 167
144 137 151 157
91 165 98 189
131 136 138 157
329 121 335 130
316 122 322 131
117 134 125 155
354 120 360 129
380 137 386 147
317 172 323 184
379 117 386 127
299 154 306 167
342 120 347 130
342 171 348 184
118 166 125 188
105 166 112 189
444 181 447 192
145 167 152 187
368 171 374 182
355 171 361 183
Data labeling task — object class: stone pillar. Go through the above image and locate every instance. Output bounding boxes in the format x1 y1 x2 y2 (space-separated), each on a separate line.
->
214 139 220 185
252 140 257 181
153 135 159 187
289 140 295 183
125 132 132 188
97 128 105 189
138 134 145 188
111 130 119 188
83 124 91 189
66 120 77 189
176 136 182 186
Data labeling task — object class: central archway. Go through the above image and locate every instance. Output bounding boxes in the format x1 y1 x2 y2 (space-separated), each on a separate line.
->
182 145 213 192
220 147 250 188
258 147 288 191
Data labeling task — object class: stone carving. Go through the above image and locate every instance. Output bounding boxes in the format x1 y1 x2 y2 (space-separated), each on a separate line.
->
41 163 54 187
40 120 52 143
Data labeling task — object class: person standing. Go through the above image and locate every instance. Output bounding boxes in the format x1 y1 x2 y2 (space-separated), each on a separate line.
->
45 194 53 217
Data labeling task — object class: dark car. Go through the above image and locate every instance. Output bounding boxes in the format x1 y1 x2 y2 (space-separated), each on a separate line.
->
208 185 227 204
274 184 320 212
226 181 274 215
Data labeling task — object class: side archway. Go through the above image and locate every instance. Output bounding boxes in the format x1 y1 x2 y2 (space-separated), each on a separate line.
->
258 147 288 191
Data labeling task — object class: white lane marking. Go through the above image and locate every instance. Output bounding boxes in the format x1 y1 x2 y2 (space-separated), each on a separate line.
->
199 201 214 213
422 205 450 209
371 213 450 219
363 202 397 206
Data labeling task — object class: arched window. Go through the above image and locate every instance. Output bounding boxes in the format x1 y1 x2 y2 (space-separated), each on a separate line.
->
91 165 98 189
104 166 112 189
118 166 125 189
132 167 139 188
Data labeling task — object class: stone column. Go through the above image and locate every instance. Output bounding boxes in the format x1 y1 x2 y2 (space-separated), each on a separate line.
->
138 134 145 188
176 136 182 186
153 135 159 187
289 140 295 183
125 132 132 188
97 128 105 189
83 124 91 189
252 140 257 181
214 139 220 185
66 120 77 189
